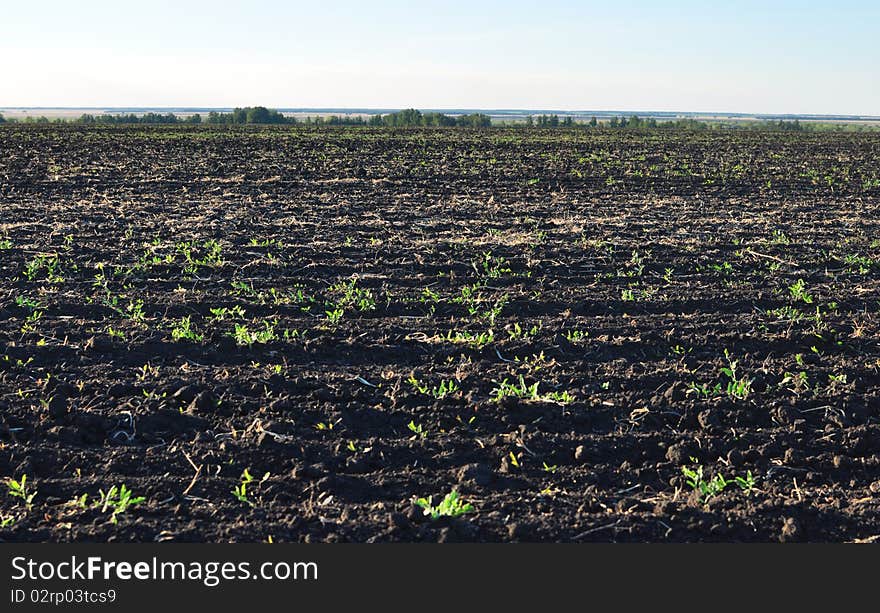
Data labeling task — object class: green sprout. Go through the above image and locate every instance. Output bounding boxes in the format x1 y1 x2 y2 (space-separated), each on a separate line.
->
414 490 475 519
7 475 37 509
95 484 145 524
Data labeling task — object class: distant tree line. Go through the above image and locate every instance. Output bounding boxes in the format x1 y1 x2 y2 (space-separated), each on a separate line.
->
68 107 492 127
746 120 807 132
302 115 368 126
78 112 204 124
365 109 492 127
205 107 290 124
521 115 821 132
0 115 57 124
528 115 577 127
0 109 872 132
526 114 700 129
74 107 290 125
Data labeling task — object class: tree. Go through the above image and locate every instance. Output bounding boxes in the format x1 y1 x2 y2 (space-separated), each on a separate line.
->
589 116 597 127
424 112 456 127
245 107 269 123
0 113 5 123
457 113 491 127
396 108 423 126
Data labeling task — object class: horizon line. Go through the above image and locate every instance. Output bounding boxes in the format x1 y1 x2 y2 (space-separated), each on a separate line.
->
1 106 879 121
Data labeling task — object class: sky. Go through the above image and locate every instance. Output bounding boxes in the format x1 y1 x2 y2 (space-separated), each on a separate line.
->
2 0 878 114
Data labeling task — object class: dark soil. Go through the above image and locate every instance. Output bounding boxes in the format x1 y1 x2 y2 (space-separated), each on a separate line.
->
2 125 880 542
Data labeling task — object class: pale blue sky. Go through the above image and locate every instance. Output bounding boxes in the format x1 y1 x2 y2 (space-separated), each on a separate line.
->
3 0 878 113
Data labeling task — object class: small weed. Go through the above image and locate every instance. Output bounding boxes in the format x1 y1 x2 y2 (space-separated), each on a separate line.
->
325 308 344 326
94 484 145 523
232 469 269 507
7 475 36 509
681 462 729 504
491 375 539 402
682 460 757 504
565 329 588 343
734 471 757 495
407 375 460 399
231 321 277 345
209 306 246 321
414 490 474 519
169 315 203 342
407 421 428 438
442 329 494 349
788 279 813 304
720 350 753 400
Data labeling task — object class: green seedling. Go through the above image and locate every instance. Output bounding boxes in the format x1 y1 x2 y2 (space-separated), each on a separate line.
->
231 321 277 345
491 375 573 404
24 254 62 283
20 310 43 334
170 315 203 342
788 279 813 304
492 375 540 402
407 420 428 438
780 371 810 394
721 350 753 400
14 295 42 311
232 469 268 507
95 484 145 524
770 230 790 245
544 390 575 404
125 299 146 323
442 329 494 349
315 419 340 431
681 462 729 504
407 376 460 399
7 475 36 509
325 308 344 326
507 321 539 340
565 329 588 343
475 252 512 279
414 490 474 519
209 306 246 321
734 471 757 495
328 278 376 312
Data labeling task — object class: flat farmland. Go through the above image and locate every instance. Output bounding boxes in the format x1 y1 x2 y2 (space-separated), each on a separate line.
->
1 125 880 542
